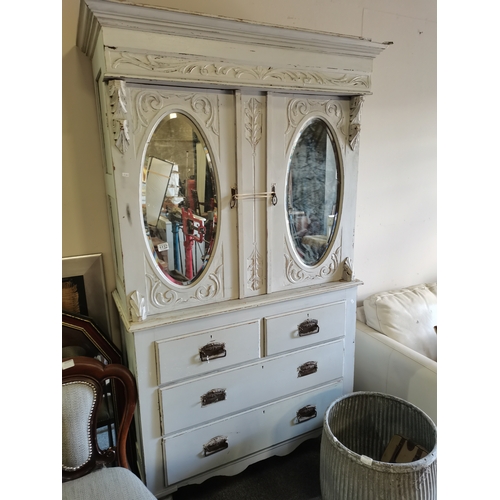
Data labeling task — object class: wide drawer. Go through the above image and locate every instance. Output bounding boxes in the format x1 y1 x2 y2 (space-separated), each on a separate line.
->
163 381 344 485
155 320 261 385
159 340 344 434
265 301 346 355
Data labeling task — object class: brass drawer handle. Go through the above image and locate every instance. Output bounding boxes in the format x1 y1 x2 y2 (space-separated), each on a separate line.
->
296 404 317 423
201 388 227 406
199 341 227 362
297 361 318 377
203 436 228 456
298 318 320 336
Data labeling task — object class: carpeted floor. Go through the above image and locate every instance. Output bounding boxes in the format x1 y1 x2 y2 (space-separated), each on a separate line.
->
173 437 322 500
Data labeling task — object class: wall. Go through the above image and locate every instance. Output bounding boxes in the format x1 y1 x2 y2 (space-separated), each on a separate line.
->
62 0 436 346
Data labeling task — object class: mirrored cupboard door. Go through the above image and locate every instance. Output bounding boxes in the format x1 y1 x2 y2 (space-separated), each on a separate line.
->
100 83 239 317
266 93 359 294
235 92 359 298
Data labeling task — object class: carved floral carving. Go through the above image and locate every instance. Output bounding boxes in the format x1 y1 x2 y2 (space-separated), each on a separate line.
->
130 290 147 321
108 80 130 154
244 98 263 151
247 247 263 291
285 238 342 284
189 94 220 137
132 90 220 155
146 264 223 309
243 97 264 292
109 80 127 115
349 96 364 150
342 257 354 282
112 52 370 92
134 90 219 134
285 98 345 145
134 90 171 130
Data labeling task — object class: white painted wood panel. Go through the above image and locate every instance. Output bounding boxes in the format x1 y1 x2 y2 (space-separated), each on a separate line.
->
159 340 344 434
265 301 346 355
155 320 261 384
235 91 268 298
163 380 343 485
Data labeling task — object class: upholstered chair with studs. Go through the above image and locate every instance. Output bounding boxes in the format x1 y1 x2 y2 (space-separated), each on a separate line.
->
62 356 156 500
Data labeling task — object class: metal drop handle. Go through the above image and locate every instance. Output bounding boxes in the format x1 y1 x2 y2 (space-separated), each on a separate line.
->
199 341 227 362
298 318 320 336
297 361 318 377
296 404 317 423
203 436 228 456
201 388 227 406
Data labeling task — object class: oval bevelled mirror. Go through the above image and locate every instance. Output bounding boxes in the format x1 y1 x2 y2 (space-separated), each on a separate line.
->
142 112 217 285
287 117 341 266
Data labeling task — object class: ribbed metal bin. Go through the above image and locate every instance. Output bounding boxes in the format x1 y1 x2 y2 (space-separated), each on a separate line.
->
320 392 437 500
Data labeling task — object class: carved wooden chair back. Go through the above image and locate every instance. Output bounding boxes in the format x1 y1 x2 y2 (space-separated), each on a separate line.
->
62 356 136 482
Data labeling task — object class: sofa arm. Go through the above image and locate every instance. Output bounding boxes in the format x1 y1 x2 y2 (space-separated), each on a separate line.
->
354 320 437 425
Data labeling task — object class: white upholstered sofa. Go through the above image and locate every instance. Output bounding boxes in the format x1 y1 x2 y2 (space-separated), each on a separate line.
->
354 283 437 425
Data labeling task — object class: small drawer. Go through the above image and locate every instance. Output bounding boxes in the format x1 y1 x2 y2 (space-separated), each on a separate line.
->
265 301 346 355
163 381 344 485
159 340 344 434
155 320 261 385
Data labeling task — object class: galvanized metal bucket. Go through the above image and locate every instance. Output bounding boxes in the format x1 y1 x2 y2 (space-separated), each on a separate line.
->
320 392 437 499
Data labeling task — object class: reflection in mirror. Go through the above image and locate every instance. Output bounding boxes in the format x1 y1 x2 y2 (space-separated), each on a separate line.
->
287 118 341 266
142 112 217 285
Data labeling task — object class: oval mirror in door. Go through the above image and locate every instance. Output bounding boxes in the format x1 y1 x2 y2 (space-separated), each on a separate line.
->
286 118 341 266
142 112 217 285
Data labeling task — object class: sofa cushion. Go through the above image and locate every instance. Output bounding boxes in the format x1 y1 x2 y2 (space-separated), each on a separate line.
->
363 283 437 361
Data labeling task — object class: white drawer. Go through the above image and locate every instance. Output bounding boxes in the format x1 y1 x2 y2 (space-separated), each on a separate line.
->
163 381 344 485
155 320 261 385
159 340 344 434
265 301 346 355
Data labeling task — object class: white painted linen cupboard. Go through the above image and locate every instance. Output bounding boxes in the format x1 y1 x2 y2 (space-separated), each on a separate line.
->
76 1 387 497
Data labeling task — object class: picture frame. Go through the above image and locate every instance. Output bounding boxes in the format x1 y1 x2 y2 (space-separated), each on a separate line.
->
62 253 111 339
